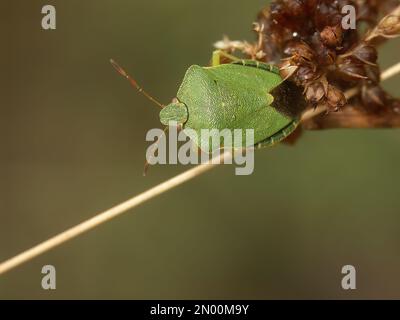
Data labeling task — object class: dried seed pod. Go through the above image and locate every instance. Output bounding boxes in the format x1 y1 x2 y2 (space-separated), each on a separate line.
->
322 48 337 65
361 85 388 110
284 40 315 62
366 6 400 41
305 81 326 104
364 64 381 84
320 25 343 47
376 13 400 38
295 65 319 83
310 33 337 66
279 59 299 79
337 59 368 81
351 44 378 65
327 85 347 111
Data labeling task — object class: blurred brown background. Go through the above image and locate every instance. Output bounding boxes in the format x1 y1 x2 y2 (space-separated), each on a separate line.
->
1 0 400 299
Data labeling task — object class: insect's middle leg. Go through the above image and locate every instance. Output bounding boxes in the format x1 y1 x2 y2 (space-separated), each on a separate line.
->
211 50 241 67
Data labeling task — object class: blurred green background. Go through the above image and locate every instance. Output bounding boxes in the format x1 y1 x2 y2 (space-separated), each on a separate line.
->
1 0 400 299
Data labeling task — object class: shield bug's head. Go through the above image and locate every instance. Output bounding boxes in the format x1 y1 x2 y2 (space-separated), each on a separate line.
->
159 102 188 126
111 59 189 127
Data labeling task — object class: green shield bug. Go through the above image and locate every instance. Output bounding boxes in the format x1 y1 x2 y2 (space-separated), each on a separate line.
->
111 50 306 155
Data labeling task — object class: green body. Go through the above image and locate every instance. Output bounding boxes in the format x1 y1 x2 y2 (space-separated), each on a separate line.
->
160 59 305 152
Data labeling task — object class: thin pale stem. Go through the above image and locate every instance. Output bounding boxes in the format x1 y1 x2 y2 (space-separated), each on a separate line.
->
1 62 400 276
0 152 232 275
381 61 400 81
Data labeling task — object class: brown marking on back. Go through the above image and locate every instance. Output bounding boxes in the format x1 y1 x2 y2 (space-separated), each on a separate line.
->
270 81 306 119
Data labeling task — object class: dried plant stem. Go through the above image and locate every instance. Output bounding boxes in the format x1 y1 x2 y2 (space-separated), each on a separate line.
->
0 152 232 275
1 62 400 277
381 61 400 80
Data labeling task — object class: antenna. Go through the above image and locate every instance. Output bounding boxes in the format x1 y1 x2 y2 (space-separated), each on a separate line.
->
110 59 164 109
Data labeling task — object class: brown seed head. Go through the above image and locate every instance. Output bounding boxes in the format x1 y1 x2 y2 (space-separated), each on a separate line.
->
320 25 343 47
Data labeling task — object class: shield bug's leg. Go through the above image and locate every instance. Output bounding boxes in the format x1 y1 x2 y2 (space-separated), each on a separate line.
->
212 50 241 67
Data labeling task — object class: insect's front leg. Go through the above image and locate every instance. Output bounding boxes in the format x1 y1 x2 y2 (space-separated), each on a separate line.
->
211 50 240 67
